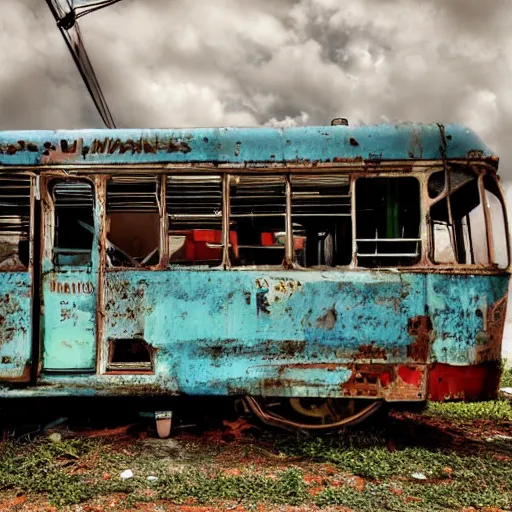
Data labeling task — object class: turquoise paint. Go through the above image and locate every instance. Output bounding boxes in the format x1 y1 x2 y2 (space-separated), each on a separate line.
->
0 124 495 167
0 272 32 380
3 269 502 398
41 270 97 370
79 270 506 397
41 180 101 371
427 274 509 364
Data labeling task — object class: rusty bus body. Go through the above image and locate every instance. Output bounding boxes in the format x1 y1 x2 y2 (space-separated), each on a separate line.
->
0 123 509 429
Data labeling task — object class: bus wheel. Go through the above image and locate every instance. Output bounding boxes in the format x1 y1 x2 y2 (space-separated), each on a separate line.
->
244 397 382 432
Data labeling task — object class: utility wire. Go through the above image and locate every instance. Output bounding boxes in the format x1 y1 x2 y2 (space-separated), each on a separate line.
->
45 0 118 128
74 0 124 19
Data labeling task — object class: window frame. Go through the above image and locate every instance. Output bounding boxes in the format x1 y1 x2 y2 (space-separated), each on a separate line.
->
105 174 162 270
46 177 96 269
77 166 509 273
0 172 33 273
426 166 510 270
353 175 423 268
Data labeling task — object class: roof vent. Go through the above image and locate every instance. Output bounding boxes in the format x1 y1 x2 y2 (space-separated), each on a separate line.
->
331 118 348 126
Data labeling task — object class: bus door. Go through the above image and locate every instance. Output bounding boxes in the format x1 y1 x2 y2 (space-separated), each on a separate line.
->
0 174 32 383
41 178 99 372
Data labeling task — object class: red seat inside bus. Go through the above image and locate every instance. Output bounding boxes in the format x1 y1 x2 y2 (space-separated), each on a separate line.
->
170 229 305 263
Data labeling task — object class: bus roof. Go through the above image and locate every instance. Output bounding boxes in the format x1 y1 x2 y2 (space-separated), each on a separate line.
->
0 123 497 168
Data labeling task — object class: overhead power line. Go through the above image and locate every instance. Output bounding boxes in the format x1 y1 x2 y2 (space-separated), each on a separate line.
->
45 0 120 128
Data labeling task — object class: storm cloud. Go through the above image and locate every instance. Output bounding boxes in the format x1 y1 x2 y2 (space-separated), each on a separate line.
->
1 0 510 161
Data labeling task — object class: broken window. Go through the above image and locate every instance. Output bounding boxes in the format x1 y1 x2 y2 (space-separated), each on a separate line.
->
107 338 153 372
356 177 421 267
483 175 509 269
167 175 225 267
230 176 286 266
0 175 30 270
429 168 488 265
106 176 160 267
52 180 94 266
291 175 352 267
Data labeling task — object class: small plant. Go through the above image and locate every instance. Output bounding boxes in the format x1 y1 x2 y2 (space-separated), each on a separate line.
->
501 365 512 388
425 400 512 422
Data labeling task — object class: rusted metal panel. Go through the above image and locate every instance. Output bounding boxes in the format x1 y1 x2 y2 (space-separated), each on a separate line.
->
0 273 32 381
427 274 509 365
0 124 497 167
64 269 506 400
94 270 430 398
428 361 501 401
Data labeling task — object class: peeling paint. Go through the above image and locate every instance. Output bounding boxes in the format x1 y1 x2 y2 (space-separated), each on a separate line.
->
0 124 497 166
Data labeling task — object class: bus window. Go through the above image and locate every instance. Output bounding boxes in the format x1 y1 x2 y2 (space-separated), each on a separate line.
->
230 176 286 267
106 176 160 268
52 181 94 266
167 175 224 267
291 175 351 267
429 169 487 265
484 175 509 269
0 175 30 270
356 177 421 267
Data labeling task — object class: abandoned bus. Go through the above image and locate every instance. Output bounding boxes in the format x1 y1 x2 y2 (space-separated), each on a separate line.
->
0 123 509 431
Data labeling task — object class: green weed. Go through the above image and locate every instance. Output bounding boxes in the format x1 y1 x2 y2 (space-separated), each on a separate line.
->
425 400 512 422
157 467 308 505
501 365 512 388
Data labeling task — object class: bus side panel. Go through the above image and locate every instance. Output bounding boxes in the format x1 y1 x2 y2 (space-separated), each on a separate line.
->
427 273 509 400
103 270 427 400
0 272 32 382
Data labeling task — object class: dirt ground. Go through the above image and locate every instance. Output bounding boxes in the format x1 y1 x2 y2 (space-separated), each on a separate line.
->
0 388 510 512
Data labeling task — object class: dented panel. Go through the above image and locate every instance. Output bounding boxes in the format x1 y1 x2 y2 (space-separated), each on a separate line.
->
95 270 428 398
83 270 508 400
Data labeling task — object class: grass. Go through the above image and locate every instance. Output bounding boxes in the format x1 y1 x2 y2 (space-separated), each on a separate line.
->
502 365 512 388
157 468 309 506
425 399 512 422
0 411 510 511
0 378 511 510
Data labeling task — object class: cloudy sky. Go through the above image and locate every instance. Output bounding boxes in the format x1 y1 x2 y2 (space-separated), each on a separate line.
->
2 0 512 353
1 0 510 159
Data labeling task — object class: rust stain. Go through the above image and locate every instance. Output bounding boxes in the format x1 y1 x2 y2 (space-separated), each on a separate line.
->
277 362 341 371
485 294 507 360
41 139 81 164
407 315 432 362
35 136 193 163
340 364 392 397
338 363 426 400
0 362 31 383
280 340 307 357
355 342 388 360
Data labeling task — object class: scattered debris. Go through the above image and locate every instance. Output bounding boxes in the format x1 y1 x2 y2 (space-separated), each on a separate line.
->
486 434 512 443
222 418 258 441
147 475 158 482
48 432 62 443
80 424 136 438
411 472 427 480
500 387 512 400
119 469 133 479
346 475 365 491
